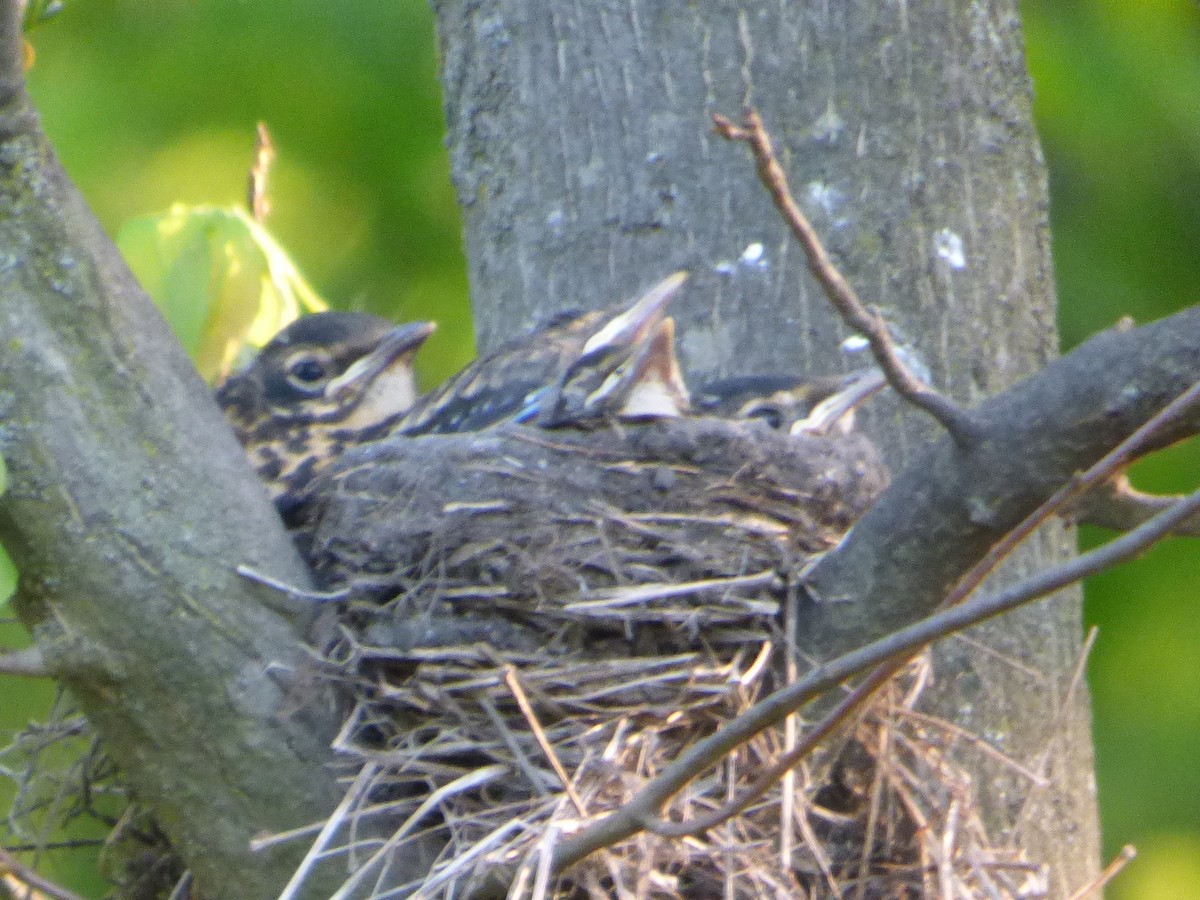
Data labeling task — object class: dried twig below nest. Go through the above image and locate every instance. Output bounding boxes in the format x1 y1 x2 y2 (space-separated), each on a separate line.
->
286 643 1049 899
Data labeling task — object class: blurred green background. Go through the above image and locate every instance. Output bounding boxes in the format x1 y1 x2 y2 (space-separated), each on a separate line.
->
2 0 1198 895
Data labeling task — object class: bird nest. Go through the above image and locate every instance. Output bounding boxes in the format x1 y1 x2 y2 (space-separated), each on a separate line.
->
0 417 1047 898
263 418 1044 897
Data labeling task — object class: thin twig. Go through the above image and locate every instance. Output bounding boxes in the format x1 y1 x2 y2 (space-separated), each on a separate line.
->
1064 626 1099 710
0 840 104 854
950 631 1044 681
899 709 1050 788
411 818 527 900
0 847 87 900
856 688 892 900
713 109 979 445
793 787 842 898
1065 844 1137 900
564 570 780 612
504 666 588 817
236 564 353 603
645 658 900 839
938 798 961 898
330 765 508 900
479 695 553 799
779 589 798 872
1009 625 1100 841
530 819 562 900
273 762 380 900
549 487 1200 868
247 120 275 222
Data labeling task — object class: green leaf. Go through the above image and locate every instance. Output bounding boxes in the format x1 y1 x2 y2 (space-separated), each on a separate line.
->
23 0 64 32
0 542 14 606
117 205 328 382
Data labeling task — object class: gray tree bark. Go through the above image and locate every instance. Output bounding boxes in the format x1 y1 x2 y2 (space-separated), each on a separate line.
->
432 0 1101 892
0 4 348 897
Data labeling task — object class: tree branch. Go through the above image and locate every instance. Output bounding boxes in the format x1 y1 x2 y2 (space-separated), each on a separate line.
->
1072 474 1200 537
0 645 49 677
712 109 980 446
0 846 87 900
941 379 1200 609
804 305 1200 655
0 2 356 894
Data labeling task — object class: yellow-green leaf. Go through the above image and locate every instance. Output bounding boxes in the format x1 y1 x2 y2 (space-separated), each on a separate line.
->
117 204 327 382
0 543 14 605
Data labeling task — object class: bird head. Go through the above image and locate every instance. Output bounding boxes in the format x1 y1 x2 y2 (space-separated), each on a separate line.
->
580 317 690 421
217 312 436 506
695 369 886 435
532 271 689 427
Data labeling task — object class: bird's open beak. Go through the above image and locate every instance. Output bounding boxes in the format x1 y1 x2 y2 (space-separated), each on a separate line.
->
523 272 690 427
791 368 887 436
603 318 691 419
581 271 688 357
324 321 437 400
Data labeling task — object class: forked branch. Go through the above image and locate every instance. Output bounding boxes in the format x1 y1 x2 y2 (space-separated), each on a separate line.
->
713 109 980 446
1070 474 1200 538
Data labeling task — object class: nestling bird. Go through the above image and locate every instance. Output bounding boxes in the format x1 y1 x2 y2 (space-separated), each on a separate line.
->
694 369 886 436
394 271 689 435
216 311 436 515
583 316 691 422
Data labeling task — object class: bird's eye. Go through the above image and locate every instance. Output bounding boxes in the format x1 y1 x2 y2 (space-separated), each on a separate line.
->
746 404 784 431
287 355 328 385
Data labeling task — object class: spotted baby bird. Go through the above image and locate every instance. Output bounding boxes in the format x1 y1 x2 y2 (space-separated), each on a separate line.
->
536 315 691 426
694 368 886 436
394 271 689 435
216 312 436 515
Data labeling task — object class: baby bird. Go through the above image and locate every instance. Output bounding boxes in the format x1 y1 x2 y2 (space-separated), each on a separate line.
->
394 271 689 435
694 369 886 436
216 312 435 515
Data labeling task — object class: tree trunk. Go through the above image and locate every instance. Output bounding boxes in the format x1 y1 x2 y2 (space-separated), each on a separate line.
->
432 0 1101 891
0 5 349 897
